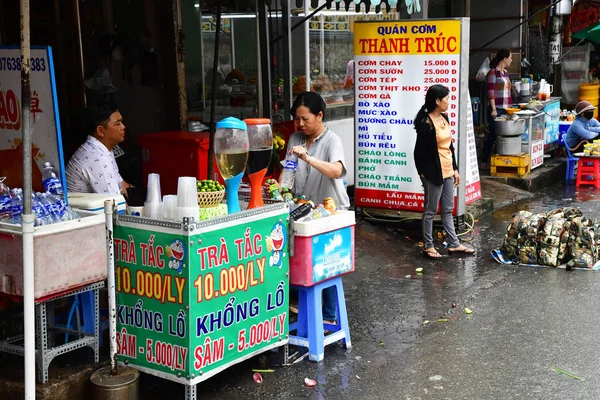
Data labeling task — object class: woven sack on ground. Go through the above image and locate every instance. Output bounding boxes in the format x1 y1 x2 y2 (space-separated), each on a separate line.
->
501 211 533 260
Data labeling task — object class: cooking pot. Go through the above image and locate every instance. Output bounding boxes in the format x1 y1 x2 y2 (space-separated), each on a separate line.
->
495 118 526 137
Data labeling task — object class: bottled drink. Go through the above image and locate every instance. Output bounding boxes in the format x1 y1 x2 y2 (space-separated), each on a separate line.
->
215 151 248 179
280 152 298 191
32 193 53 226
42 162 63 195
0 179 11 222
10 188 23 225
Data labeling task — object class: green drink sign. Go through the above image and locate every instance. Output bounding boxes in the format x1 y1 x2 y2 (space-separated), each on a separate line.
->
114 204 289 384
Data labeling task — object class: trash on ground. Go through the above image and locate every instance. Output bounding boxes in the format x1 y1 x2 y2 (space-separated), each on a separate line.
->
437 318 449 323
253 372 263 383
423 320 431 325
356 375 361 380
304 377 317 387
416 267 423 273
379 340 385 347
429 375 443 381
465 308 473 314
452 303 456 308
252 369 275 373
552 365 584 381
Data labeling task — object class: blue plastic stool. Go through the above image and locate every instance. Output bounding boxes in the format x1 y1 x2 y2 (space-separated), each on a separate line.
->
561 132 579 182
289 276 351 362
56 291 109 346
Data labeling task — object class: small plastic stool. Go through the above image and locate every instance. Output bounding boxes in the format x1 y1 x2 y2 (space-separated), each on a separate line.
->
289 276 351 362
576 156 600 188
561 133 578 182
55 291 109 346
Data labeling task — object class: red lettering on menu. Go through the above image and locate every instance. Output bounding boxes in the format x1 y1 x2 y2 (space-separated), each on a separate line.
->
358 38 409 54
0 90 22 131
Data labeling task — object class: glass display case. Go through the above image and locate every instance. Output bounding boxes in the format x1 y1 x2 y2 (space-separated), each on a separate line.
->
519 111 545 170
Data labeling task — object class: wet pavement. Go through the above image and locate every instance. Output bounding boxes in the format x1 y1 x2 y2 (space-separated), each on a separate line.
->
137 182 600 399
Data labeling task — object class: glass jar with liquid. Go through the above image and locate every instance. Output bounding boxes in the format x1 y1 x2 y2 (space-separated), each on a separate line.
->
214 117 249 213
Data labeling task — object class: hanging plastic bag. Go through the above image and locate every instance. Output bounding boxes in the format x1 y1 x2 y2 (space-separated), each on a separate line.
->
476 57 491 83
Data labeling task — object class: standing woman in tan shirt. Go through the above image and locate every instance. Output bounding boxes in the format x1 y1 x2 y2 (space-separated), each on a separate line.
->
413 85 474 259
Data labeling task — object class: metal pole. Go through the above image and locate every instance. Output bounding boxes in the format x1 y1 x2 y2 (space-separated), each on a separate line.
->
258 0 272 119
198 7 206 109
319 15 324 77
207 5 222 181
73 0 87 107
281 0 292 120
20 0 35 398
304 0 310 91
104 201 118 375
464 0 470 18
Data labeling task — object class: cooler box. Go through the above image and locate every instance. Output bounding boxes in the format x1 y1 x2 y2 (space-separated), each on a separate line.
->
68 192 126 214
0 212 107 300
137 131 210 195
289 211 355 287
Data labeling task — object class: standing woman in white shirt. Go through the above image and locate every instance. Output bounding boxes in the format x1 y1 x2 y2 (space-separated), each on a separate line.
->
66 104 133 195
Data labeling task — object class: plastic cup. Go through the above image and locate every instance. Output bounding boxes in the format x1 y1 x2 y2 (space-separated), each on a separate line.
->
126 206 144 217
177 177 198 208
176 206 199 222
144 202 162 219
146 173 162 204
163 195 178 220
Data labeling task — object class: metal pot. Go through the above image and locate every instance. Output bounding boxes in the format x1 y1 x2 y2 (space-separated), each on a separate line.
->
496 135 522 155
495 118 526 136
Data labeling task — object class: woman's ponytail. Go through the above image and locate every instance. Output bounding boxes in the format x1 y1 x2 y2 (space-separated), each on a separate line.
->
413 104 428 129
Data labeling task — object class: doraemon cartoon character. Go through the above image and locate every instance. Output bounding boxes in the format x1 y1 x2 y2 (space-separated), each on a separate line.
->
268 222 287 268
167 239 186 274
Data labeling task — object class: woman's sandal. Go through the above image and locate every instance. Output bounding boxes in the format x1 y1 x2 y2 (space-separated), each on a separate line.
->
448 245 475 255
422 249 442 259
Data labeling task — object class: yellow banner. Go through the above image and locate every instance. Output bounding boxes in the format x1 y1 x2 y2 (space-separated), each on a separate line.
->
354 20 461 56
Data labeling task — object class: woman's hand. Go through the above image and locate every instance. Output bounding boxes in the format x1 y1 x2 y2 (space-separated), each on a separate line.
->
291 145 309 162
453 171 461 187
491 109 498 118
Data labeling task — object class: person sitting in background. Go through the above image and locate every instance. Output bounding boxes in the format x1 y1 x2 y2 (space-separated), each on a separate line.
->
66 104 133 196
565 100 600 152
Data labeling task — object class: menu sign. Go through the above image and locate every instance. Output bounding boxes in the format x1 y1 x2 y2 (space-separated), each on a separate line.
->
353 20 476 214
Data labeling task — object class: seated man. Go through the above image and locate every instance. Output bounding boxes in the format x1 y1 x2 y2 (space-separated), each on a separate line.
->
67 104 132 195
565 100 600 153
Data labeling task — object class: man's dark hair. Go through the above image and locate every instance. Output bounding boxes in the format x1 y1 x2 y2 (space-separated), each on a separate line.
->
86 103 118 136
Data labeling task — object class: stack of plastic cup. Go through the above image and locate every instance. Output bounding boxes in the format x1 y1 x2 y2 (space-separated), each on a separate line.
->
162 195 178 220
176 176 199 221
144 173 163 219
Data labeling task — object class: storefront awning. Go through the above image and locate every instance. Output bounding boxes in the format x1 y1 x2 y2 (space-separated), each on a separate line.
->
295 0 399 13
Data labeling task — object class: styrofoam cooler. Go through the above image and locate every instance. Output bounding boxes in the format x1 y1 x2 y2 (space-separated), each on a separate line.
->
290 211 355 287
0 212 107 300
68 192 127 214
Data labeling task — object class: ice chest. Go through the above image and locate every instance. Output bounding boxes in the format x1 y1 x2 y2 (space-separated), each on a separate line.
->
68 192 126 214
0 212 107 300
290 211 355 287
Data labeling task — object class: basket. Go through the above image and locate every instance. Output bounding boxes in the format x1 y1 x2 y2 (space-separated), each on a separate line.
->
197 190 225 208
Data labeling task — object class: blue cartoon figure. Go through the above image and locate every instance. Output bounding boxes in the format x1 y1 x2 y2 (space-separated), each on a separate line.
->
167 239 186 274
268 222 287 268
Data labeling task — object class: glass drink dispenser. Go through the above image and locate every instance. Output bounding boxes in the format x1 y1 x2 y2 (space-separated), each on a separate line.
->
214 117 249 214
243 118 273 209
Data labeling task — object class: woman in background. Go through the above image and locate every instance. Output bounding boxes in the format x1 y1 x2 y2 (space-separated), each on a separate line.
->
481 48 514 168
414 84 474 259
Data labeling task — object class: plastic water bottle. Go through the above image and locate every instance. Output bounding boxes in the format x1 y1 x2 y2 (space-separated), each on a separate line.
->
42 162 63 195
0 179 11 222
10 188 23 225
32 193 53 226
280 152 298 191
